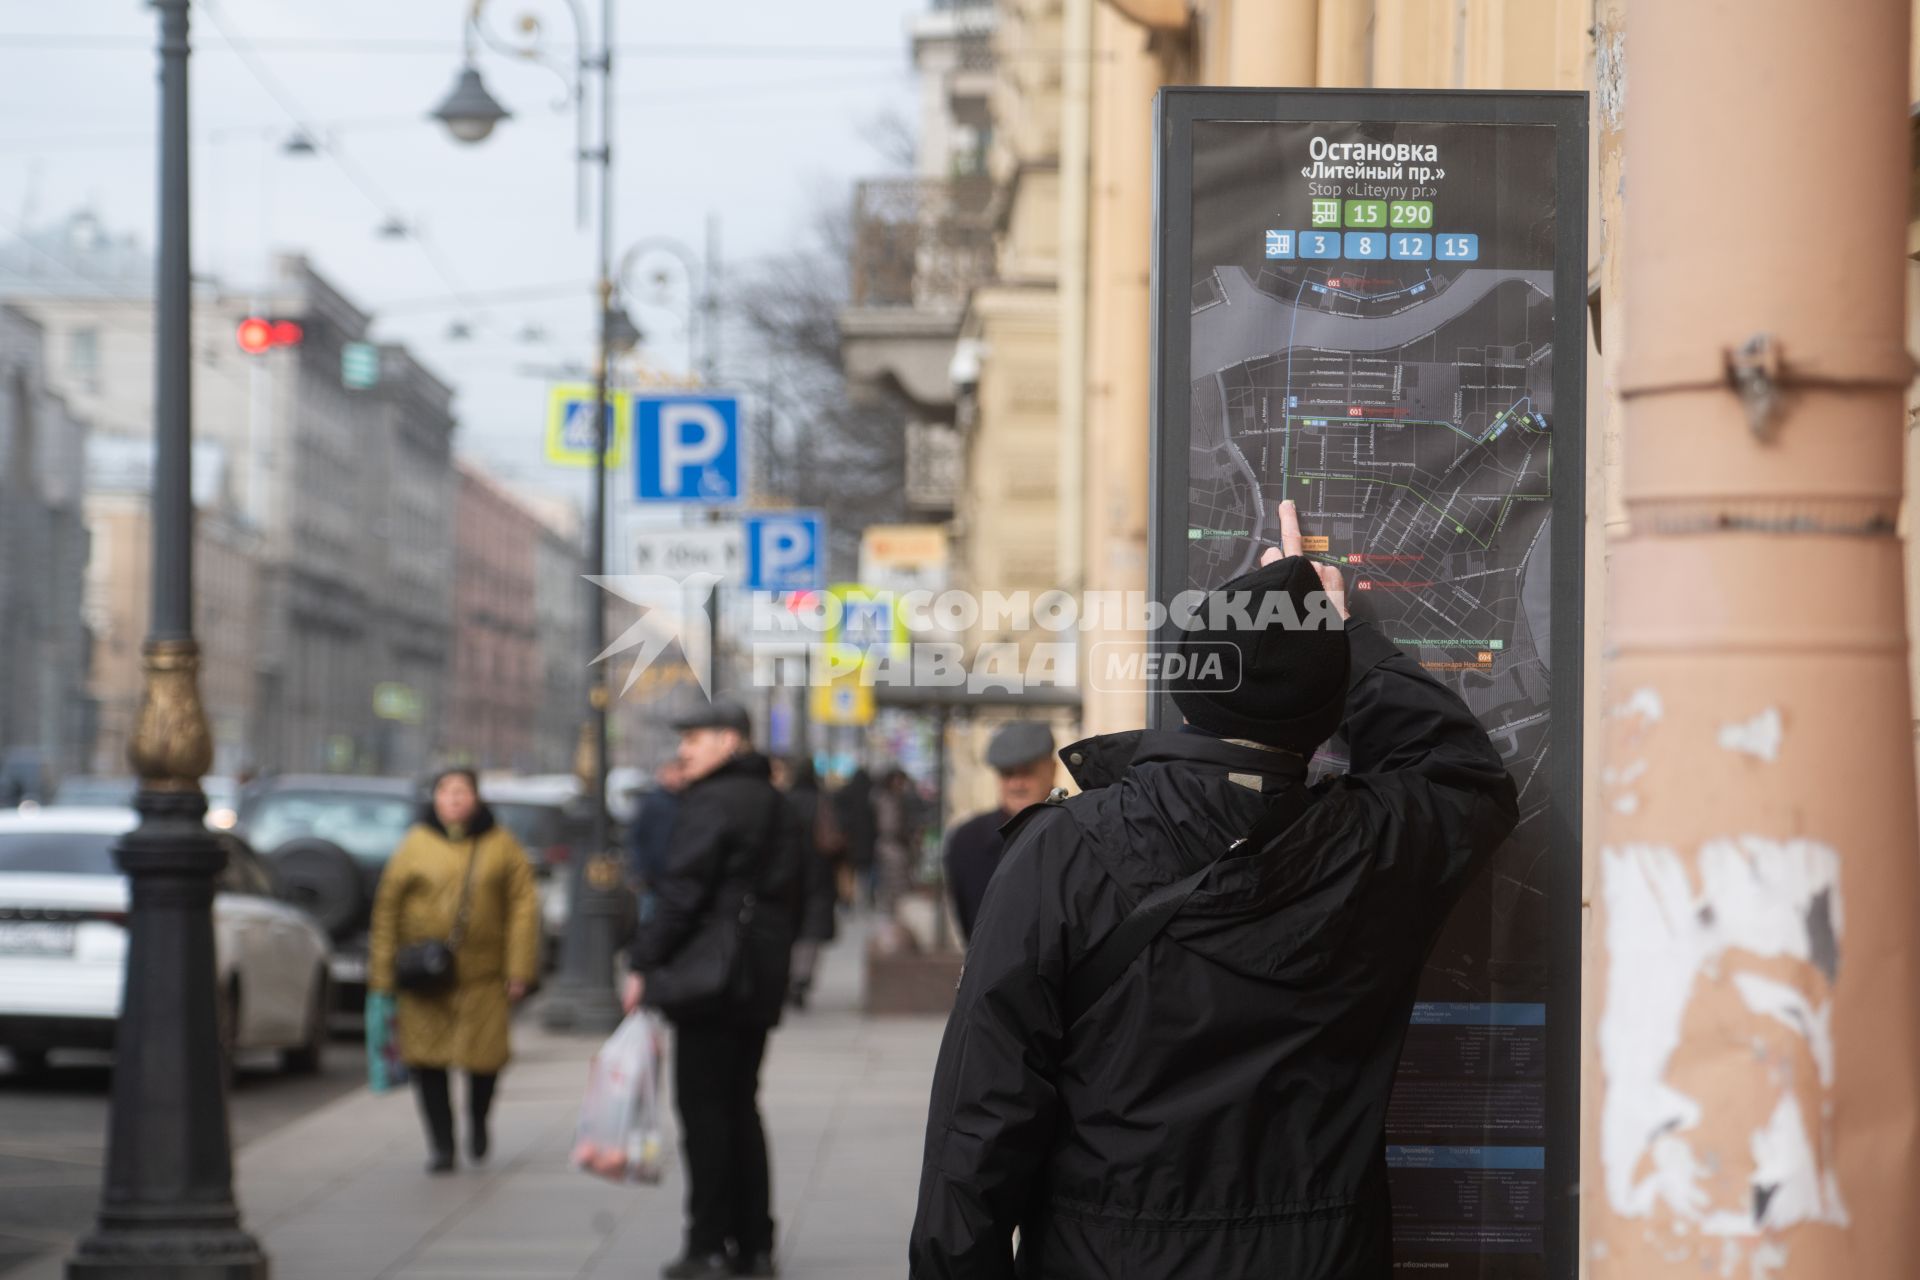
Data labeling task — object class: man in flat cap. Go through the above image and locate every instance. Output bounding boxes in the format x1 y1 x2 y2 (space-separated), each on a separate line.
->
942 721 1056 942
909 502 1518 1280
623 698 801 1280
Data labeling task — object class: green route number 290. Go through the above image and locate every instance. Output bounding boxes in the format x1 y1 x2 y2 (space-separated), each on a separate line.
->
1390 200 1434 228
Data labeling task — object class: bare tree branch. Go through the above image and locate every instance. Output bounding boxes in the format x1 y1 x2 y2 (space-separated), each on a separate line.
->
727 196 915 578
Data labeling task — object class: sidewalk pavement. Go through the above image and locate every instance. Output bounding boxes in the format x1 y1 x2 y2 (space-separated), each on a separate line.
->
19 924 946 1280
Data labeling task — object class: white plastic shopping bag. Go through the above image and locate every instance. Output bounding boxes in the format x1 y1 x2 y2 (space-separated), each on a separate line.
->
571 1011 666 1185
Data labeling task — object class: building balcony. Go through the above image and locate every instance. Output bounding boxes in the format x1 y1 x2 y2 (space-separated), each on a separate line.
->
841 176 996 412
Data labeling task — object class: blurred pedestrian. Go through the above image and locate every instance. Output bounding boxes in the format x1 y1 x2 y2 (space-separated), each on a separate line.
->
368 766 541 1175
908 502 1519 1279
630 759 689 892
834 767 878 907
872 768 925 912
943 723 1056 942
622 700 802 1280
779 758 844 1009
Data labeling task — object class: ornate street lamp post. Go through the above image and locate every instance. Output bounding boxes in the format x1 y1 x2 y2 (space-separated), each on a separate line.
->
617 229 720 385
67 3 268 1276
432 0 624 1034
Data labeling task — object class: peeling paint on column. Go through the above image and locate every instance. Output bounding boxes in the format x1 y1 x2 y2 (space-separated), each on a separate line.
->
1595 28 1628 131
1599 835 1848 1259
1718 708 1783 763
1613 686 1664 725
1602 758 1648 815
1749 1240 1788 1279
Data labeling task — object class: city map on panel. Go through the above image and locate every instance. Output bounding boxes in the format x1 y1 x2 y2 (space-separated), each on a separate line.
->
1188 262 1556 823
1184 118 1563 1278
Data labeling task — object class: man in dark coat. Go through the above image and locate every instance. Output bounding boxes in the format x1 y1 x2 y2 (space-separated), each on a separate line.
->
623 700 801 1280
908 501 1519 1279
833 767 879 905
943 722 1056 941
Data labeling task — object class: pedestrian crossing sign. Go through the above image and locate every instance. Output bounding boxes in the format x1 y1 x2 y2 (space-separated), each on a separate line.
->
823 583 908 665
545 383 631 468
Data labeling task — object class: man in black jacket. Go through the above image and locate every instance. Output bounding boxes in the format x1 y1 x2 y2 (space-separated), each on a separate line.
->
943 722 1056 941
623 700 799 1280
908 501 1519 1279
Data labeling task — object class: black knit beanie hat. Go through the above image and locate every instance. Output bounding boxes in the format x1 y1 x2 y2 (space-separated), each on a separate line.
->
1169 555 1349 753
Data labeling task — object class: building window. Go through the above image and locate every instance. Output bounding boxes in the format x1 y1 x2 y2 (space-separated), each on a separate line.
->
69 328 100 391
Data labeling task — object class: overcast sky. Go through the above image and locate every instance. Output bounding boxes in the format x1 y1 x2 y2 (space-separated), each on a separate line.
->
0 0 921 508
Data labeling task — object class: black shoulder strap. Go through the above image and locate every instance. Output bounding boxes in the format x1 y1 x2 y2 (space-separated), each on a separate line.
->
1063 783 1314 1028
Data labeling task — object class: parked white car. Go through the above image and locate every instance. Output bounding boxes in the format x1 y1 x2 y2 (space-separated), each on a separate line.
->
0 808 333 1076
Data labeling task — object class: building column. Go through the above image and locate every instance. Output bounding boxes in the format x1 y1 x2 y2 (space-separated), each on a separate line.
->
1079 4 1168 734
1219 0 1318 87
1585 0 1920 1273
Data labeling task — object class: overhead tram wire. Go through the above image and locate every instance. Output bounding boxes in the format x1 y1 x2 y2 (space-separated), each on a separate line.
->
191 0 482 320
0 72 913 154
0 33 908 60
0 30 1107 66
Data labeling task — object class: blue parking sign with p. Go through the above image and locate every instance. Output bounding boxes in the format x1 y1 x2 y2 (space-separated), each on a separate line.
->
635 394 741 504
743 511 826 593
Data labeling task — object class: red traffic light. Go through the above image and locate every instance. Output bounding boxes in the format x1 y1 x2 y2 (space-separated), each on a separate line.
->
235 316 303 355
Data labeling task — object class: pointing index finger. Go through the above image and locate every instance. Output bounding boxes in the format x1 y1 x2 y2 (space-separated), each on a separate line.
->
1278 500 1304 559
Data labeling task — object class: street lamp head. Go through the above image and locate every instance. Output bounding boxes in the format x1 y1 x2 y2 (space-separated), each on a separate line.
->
430 65 511 145
606 304 643 355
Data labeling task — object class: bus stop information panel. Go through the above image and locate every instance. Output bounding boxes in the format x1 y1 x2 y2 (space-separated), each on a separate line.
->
1147 89 1587 1280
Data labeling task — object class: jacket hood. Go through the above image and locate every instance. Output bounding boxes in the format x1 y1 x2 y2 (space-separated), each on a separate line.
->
417 800 496 840
1054 729 1361 983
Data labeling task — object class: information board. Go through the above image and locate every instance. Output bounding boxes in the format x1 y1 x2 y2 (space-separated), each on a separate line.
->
1148 90 1586 1279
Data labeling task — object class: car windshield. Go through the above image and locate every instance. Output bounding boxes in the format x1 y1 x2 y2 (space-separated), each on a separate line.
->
489 802 560 850
243 792 417 864
51 777 136 807
0 832 121 875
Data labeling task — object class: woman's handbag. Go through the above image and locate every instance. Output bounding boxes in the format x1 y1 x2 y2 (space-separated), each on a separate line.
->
393 839 479 995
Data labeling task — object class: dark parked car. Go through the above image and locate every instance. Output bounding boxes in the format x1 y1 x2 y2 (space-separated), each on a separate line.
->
479 776 598 972
236 775 422 1019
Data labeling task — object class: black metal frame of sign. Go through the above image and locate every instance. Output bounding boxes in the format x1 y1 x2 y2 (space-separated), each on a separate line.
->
1146 88 1586 1280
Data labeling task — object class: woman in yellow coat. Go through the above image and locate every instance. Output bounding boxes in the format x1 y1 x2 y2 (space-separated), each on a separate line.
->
369 768 541 1173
